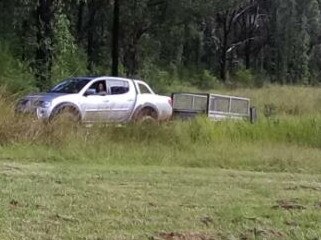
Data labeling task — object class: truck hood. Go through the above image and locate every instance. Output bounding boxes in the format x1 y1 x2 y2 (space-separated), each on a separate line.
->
16 92 68 113
25 92 67 101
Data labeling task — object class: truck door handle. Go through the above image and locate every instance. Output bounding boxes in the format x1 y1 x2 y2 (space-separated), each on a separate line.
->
103 100 110 103
127 99 134 102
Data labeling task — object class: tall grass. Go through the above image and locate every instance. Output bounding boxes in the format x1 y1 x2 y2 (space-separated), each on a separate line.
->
222 85 321 117
1 87 321 173
166 84 321 117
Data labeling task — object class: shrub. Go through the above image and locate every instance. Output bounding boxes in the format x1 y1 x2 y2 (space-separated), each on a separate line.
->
0 41 36 93
233 68 255 87
140 63 177 93
194 70 220 90
51 9 88 83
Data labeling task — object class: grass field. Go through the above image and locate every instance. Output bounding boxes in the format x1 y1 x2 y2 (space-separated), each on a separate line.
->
1 85 321 239
1 163 321 240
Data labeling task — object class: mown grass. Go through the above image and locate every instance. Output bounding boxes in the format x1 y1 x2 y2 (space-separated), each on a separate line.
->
1 163 321 239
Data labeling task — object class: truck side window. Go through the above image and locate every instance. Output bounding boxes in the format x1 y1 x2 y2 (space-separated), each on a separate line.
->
138 83 152 94
88 81 107 95
108 80 130 95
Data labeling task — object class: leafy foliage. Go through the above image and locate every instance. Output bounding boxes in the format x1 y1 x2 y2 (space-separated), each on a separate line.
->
0 42 35 93
1 0 321 92
52 3 88 82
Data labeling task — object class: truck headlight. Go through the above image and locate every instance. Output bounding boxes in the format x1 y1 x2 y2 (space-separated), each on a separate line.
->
39 101 51 108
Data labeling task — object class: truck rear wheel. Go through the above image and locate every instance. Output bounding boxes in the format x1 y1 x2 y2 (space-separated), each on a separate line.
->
135 108 157 124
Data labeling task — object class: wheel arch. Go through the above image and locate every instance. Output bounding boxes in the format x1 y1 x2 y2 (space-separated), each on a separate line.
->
49 102 82 120
132 103 159 121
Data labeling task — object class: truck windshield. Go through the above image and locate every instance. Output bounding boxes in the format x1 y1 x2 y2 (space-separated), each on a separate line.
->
49 78 91 94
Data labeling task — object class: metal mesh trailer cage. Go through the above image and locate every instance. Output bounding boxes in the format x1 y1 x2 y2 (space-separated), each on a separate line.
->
172 92 255 121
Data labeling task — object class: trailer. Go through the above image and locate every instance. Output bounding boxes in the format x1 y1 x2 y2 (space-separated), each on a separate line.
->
171 92 257 122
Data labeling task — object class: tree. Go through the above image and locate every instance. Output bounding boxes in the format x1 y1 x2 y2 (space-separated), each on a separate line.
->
293 14 311 84
112 0 120 76
52 0 87 81
35 0 55 90
1 0 321 92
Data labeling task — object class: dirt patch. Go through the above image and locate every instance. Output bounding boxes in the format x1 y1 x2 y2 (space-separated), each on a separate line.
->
148 202 157 207
1 164 22 176
240 228 286 239
200 216 213 226
151 232 216 240
9 199 19 208
50 214 79 223
9 199 30 209
284 220 298 227
3 164 22 171
314 201 321 209
272 200 306 210
285 185 321 191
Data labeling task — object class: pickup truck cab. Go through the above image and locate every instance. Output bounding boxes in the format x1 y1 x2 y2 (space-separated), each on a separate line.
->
17 76 173 123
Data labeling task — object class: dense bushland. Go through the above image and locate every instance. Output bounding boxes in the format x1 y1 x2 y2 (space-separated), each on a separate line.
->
2 0 321 93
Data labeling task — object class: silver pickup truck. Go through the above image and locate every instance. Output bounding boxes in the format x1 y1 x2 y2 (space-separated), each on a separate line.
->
16 76 173 123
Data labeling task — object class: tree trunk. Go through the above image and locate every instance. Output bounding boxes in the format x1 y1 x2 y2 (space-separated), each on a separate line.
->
220 22 228 82
245 43 251 69
112 0 120 76
87 0 96 72
124 43 139 77
76 0 85 42
21 20 28 61
35 0 54 91
220 50 227 81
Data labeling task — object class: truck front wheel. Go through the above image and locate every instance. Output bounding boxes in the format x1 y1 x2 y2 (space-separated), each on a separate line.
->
50 105 81 124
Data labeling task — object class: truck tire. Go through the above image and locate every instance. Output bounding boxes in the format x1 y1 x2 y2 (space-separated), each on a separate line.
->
50 105 81 124
135 107 157 124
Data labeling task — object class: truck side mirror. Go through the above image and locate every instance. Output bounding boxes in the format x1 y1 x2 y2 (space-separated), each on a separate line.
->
84 89 96 96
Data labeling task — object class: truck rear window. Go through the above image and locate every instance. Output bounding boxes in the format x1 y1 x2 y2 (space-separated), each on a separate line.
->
110 86 129 95
138 83 152 94
108 80 130 95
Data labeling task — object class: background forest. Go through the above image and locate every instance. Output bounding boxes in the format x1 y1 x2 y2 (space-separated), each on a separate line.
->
1 0 321 93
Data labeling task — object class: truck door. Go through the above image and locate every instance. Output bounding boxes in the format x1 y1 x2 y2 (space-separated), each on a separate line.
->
81 80 109 122
101 79 136 122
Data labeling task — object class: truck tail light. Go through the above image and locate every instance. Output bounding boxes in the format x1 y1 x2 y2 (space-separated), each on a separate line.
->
168 98 173 107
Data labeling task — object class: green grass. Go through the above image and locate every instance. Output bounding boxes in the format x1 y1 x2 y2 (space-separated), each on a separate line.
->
1 116 321 173
1 86 321 239
1 162 321 239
